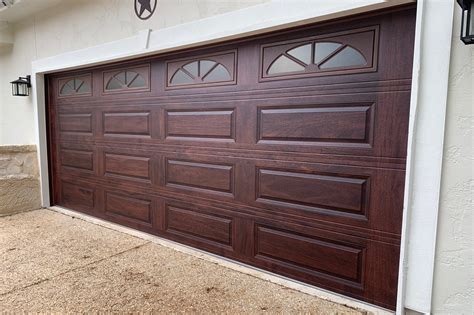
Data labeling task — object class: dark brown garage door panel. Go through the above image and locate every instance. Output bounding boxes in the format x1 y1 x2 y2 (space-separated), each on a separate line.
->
61 181 95 211
57 150 403 234
104 153 151 182
165 204 233 248
55 95 407 158
165 159 235 196
252 159 404 234
252 219 400 308
166 109 236 141
257 104 373 145
255 225 364 284
103 111 151 137
48 7 415 310
105 192 152 226
60 148 94 172
256 168 368 216
59 113 93 135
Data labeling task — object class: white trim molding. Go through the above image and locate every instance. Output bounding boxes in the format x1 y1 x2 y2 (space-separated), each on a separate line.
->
29 0 454 313
397 0 455 314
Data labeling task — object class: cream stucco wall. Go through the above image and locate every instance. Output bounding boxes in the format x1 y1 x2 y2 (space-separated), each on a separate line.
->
431 5 473 314
0 0 268 145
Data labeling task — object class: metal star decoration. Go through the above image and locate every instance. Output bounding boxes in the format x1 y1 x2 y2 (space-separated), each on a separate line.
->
137 0 152 16
134 0 157 20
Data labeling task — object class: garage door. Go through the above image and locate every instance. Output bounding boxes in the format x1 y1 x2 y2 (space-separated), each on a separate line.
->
47 6 415 310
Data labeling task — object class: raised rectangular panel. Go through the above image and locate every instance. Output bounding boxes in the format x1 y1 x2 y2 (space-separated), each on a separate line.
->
166 204 232 246
59 114 92 133
166 110 235 140
258 105 372 144
103 112 150 136
166 159 234 194
257 168 367 215
60 149 93 171
256 225 363 282
61 182 94 209
104 153 150 181
105 192 151 224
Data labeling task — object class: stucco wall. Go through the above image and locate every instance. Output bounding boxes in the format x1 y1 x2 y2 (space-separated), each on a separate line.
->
431 5 473 314
0 0 268 145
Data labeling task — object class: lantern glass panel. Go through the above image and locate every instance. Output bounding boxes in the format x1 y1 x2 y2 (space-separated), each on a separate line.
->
470 1 474 36
20 84 28 96
460 0 474 43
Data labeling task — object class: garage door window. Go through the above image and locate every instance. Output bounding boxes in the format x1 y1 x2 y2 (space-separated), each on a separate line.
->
58 74 92 97
318 46 367 69
261 26 378 80
166 51 236 88
170 60 232 85
103 65 150 93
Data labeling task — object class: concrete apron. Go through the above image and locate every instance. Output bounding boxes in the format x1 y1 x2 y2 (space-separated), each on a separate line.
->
0 208 366 313
49 205 393 315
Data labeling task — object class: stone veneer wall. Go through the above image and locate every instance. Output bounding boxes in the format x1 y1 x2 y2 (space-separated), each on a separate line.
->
0 145 41 215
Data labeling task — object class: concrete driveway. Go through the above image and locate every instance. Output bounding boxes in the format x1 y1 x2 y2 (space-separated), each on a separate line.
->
0 209 366 314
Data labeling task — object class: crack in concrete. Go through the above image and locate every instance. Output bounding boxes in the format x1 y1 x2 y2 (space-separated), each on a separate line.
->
0 241 151 297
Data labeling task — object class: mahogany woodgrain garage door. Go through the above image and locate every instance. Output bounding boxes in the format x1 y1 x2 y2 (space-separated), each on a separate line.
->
47 6 416 309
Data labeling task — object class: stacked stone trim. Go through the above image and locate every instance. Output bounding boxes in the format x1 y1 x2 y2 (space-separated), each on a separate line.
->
0 145 41 215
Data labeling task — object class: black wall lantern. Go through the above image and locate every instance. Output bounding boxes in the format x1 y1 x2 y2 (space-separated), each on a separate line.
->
458 0 474 44
10 75 31 96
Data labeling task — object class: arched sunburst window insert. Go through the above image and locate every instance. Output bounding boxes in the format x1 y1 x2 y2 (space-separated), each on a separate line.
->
262 27 378 79
166 51 236 88
59 75 92 97
267 42 367 75
106 70 146 91
103 65 150 93
170 59 232 86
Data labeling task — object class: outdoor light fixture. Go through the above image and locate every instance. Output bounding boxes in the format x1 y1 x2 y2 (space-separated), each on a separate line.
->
458 0 474 44
10 75 31 96
1 0 14 8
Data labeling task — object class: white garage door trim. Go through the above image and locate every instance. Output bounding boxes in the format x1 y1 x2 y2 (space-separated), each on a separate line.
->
29 0 453 313
397 1 455 313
